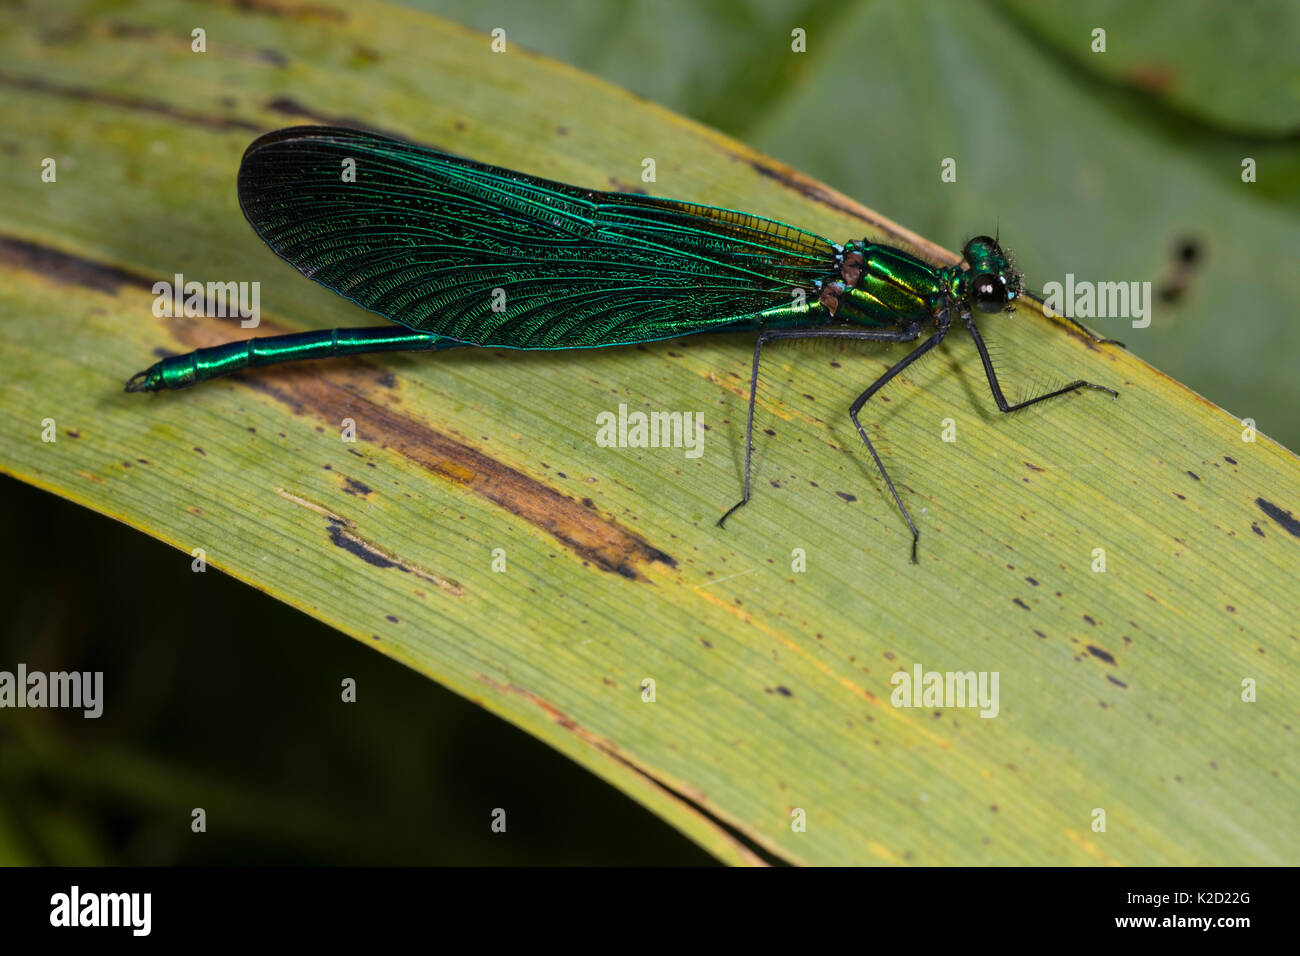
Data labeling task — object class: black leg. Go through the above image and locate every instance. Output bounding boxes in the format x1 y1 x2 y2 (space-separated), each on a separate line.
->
1062 314 1124 347
964 313 1119 412
847 326 950 564
717 325 922 528
1026 293 1125 347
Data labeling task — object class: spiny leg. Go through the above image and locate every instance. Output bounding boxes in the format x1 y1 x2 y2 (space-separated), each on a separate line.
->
717 325 922 527
963 313 1118 412
1063 314 1125 347
1026 293 1126 347
847 327 949 564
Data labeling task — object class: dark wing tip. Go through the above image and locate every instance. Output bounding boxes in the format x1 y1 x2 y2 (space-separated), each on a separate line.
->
239 125 370 165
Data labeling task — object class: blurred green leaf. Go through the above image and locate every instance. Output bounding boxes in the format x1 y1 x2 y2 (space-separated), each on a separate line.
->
999 0 1300 135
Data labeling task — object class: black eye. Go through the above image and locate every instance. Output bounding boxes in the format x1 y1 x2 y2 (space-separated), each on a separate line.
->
971 273 1006 313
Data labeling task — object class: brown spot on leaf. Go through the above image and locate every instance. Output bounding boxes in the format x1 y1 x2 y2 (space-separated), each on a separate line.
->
0 235 153 293
1086 645 1116 665
0 73 260 131
343 477 373 496
1126 63 1177 95
278 488 463 595
1256 498 1300 538
171 312 677 580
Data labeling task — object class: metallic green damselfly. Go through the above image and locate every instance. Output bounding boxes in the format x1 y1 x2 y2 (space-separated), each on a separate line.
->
126 126 1120 561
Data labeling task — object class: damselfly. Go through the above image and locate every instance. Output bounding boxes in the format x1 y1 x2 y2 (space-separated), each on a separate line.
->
126 126 1120 561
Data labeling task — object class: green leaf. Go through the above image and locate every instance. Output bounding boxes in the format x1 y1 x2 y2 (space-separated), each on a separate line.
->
998 0 1300 135
2 0 1296 865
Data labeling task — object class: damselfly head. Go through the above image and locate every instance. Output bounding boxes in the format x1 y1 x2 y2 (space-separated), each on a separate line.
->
960 235 1022 314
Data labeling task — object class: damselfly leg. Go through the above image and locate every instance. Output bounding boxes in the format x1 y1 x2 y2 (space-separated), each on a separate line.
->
717 324 923 532
719 309 1119 564
962 314 1119 412
846 322 952 564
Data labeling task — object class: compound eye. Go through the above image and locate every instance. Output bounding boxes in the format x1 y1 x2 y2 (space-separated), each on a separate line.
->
963 235 999 263
971 273 1007 313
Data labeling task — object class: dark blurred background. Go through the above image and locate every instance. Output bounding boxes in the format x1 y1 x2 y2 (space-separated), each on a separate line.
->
0 477 713 864
2 0 1296 864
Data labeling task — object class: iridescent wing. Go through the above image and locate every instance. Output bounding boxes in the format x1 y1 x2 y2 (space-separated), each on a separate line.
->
237 126 837 348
